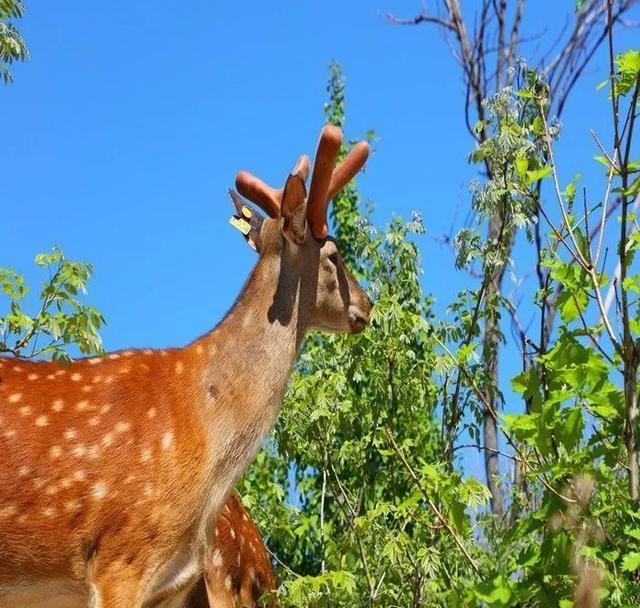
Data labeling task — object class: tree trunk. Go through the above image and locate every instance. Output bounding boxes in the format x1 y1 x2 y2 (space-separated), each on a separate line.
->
482 211 506 518
624 357 640 502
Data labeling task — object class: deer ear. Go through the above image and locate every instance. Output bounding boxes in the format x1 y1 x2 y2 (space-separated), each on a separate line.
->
281 173 307 246
228 189 264 253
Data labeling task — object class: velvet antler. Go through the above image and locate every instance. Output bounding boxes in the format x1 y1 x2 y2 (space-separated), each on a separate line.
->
235 155 310 219
235 172 282 219
233 126 369 239
307 129 369 239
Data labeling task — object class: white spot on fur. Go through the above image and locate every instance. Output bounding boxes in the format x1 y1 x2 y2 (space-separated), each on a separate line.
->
43 507 58 517
82 385 93 393
51 399 64 412
115 421 131 433
64 428 77 441
19 406 32 416
161 431 174 450
73 470 86 481
18 466 30 477
88 357 101 365
45 484 59 495
147 408 157 418
0 505 16 518
230 528 236 539
65 499 82 512
87 444 100 459
108 354 120 360
72 444 86 457
76 400 90 411
224 575 232 591
35 415 49 427
140 448 151 462
3 429 16 438
92 375 103 384
50 446 62 459
211 549 223 568
27 373 39 381
88 416 100 426
13 366 22 373
100 404 111 414
102 433 114 447
70 373 82 382
175 361 184 374
92 482 107 499
8 393 22 403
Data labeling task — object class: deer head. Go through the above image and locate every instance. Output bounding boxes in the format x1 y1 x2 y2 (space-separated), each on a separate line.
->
230 125 372 334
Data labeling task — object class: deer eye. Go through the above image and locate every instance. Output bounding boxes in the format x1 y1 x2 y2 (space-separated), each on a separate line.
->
328 253 340 267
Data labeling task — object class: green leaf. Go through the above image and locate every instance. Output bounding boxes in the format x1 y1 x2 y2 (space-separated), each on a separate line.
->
621 551 640 572
615 50 640 96
526 165 553 184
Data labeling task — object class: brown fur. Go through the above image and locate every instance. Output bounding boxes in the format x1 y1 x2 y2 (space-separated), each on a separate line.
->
0 216 371 607
185 491 277 608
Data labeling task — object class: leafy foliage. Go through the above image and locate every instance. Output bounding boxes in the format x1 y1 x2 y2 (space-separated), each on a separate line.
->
0 247 105 362
241 55 640 606
0 0 28 84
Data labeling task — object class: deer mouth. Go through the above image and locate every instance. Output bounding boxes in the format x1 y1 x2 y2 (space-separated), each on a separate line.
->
348 306 370 333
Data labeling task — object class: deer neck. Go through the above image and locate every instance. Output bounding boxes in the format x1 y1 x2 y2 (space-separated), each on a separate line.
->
194 250 309 437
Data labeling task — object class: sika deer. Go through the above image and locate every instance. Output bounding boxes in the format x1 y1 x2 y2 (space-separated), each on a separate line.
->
0 125 371 607
186 491 278 607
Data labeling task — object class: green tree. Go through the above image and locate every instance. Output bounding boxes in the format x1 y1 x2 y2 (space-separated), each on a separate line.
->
0 247 105 362
244 23 640 604
388 0 640 518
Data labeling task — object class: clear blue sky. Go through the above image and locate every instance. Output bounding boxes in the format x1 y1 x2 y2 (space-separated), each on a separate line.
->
4 2 639 477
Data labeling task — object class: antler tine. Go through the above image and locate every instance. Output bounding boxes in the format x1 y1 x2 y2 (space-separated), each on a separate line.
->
235 171 282 219
307 125 343 239
326 141 370 202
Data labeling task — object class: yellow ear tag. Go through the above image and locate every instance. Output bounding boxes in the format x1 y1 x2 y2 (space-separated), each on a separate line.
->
241 206 252 219
230 216 251 235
